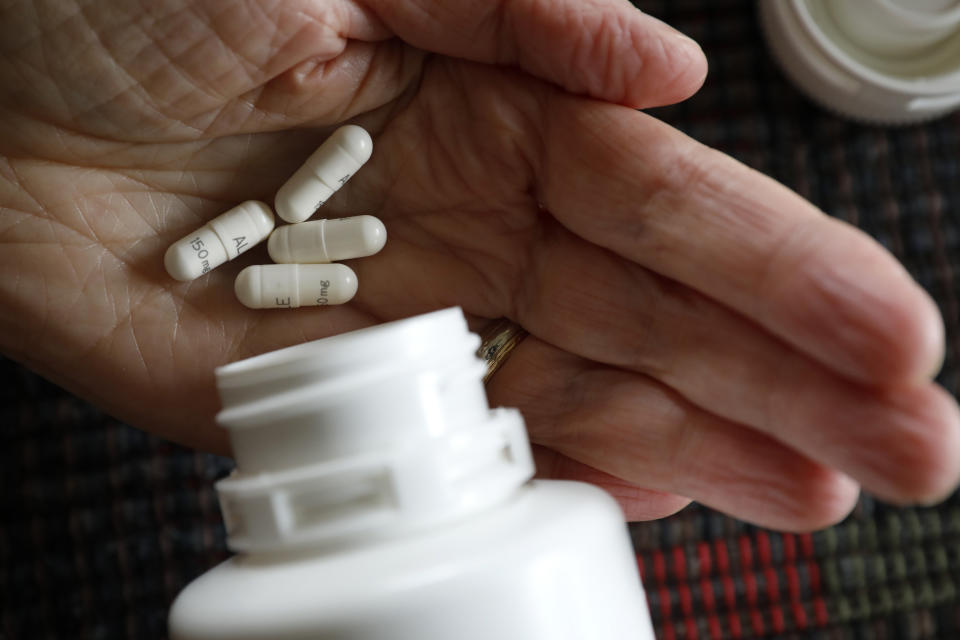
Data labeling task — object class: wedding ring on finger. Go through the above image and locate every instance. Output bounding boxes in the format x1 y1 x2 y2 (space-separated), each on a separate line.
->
476 318 529 384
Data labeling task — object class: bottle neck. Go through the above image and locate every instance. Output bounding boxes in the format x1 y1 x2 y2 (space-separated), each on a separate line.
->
213 309 535 554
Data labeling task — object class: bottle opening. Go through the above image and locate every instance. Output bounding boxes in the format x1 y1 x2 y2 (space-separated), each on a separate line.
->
213 308 536 552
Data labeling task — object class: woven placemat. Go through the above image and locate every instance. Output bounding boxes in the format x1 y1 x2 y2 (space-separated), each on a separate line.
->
3 0 960 638
630 498 960 639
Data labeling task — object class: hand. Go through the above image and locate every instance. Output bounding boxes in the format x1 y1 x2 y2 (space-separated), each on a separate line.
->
2 0 957 532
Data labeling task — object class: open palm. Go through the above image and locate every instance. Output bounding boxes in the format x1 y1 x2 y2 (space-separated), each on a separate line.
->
2 0 958 531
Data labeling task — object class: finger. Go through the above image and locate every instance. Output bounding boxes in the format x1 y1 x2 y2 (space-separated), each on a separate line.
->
536 96 945 386
532 446 693 521
488 337 861 532
513 219 960 505
363 0 707 108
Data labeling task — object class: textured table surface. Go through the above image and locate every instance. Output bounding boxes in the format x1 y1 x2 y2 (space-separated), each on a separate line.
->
3 1 960 638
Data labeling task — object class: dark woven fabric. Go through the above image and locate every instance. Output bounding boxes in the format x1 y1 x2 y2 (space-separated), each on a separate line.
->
0 361 232 639
630 498 960 639
3 0 960 638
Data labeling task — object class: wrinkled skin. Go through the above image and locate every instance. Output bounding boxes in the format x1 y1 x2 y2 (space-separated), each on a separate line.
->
1 0 958 531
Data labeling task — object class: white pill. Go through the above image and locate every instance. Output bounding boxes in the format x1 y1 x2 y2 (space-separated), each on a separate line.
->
164 201 275 282
275 125 373 224
267 215 387 264
234 264 358 309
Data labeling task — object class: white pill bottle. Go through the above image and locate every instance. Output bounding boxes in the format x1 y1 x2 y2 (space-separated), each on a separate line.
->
168 308 655 640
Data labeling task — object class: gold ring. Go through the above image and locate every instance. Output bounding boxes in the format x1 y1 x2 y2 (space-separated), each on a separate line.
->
476 318 528 384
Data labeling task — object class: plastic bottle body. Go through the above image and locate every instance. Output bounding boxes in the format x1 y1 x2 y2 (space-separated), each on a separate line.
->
169 480 652 640
168 309 654 638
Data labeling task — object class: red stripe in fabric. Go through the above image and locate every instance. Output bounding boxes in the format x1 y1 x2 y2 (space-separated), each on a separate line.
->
698 541 712 577
743 572 758 607
700 575 717 620
722 575 736 611
708 614 722 640
696 541 718 638
750 609 765 636
765 566 780 605
785 563 800 601
798 533 828 627
714 540 730 574
700 575 722 640
792 601 808 630
738 535 754 569
740 534 757 609
765 564 784 633
814 598 828 627
785 565 807 629
671 545 696 640
728 612 742 639
783 534 807 629
756 531 772 567
659 584 672 623
770 605 785 635
807 560 821 594
679 582 694 617
662 616 676 640
653 550 667 584
757 531 782 634
715 538 738 637
673 546 688 583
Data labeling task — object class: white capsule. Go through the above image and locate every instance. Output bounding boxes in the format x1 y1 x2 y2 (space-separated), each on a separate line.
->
275 125 373 224
164 201 275 281
267 215 387 264
234 264 358 309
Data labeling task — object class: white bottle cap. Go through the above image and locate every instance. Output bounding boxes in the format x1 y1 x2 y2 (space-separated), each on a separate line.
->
759 0 960 124
213 308 535 552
